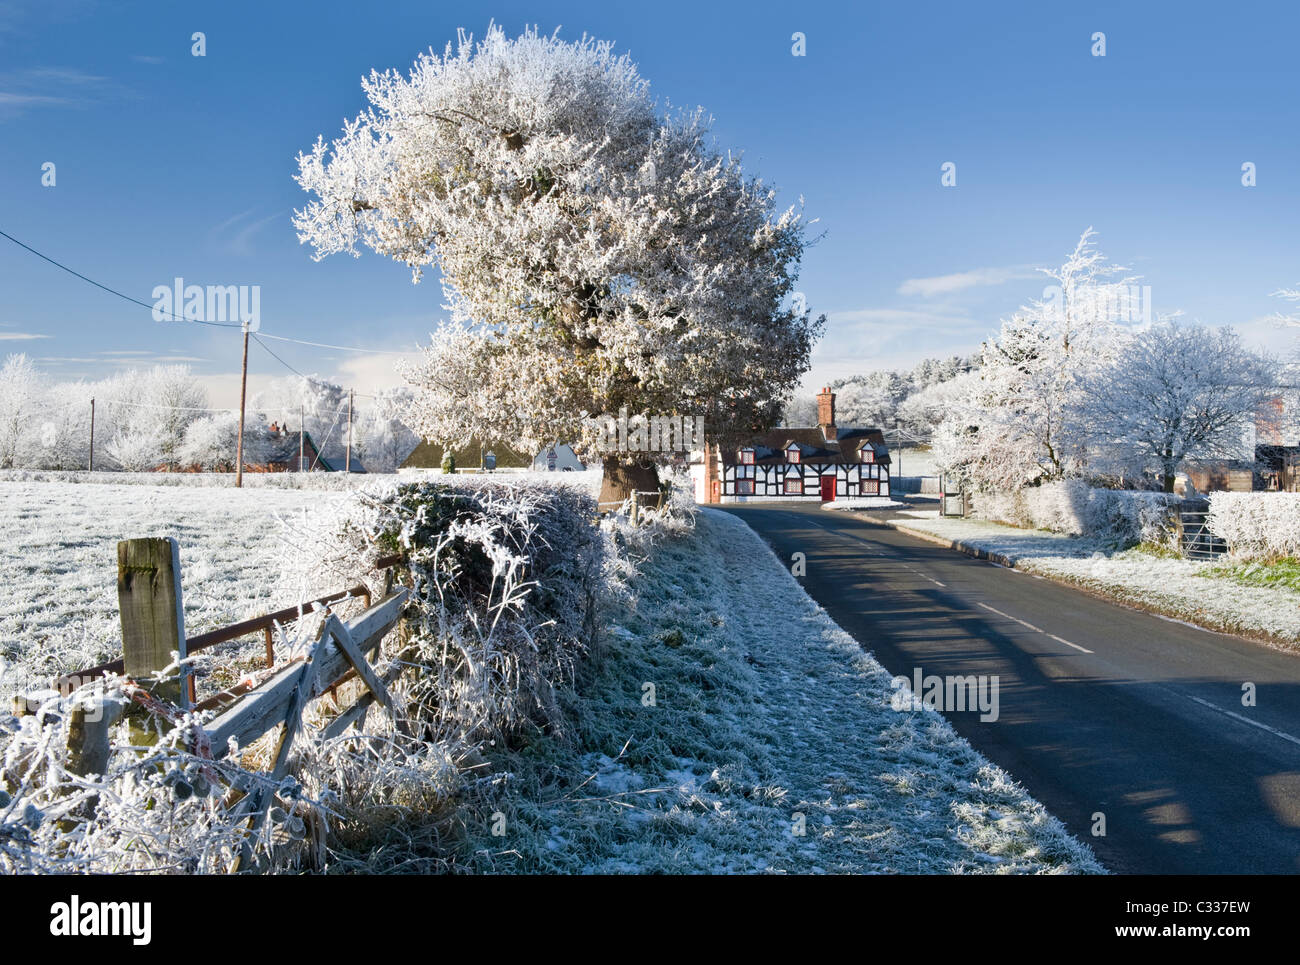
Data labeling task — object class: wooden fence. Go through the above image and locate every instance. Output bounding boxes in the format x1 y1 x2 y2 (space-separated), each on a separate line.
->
49 536 412 871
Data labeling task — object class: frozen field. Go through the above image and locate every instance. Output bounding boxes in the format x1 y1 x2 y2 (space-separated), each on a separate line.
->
0 479 363 687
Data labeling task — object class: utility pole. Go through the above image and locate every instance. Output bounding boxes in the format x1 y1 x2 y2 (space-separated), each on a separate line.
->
299 403 305 473
235 321 250 488
88 397 95 472
896 419 902 477
345 388 353 473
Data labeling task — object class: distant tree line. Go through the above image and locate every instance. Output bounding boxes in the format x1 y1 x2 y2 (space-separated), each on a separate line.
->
0 354 418 473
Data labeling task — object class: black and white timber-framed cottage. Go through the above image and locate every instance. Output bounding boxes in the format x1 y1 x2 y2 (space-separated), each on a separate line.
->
695 388 891 503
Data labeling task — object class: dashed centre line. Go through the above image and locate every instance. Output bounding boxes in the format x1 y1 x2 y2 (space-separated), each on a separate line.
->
976 602 1095 653
802 514 1091 654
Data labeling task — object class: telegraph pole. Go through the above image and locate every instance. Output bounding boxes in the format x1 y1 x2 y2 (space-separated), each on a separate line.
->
896 419 902 477
235 320 250 487
88 397 95 471
299 403 305 472
345 388 353 473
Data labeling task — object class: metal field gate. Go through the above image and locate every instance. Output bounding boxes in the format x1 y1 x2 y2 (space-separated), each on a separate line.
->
1178 508 1227 560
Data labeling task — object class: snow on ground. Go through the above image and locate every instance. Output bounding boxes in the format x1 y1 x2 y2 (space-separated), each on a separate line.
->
462 509 1103 874
886 514 1300 647
823 496 906 511
0 479 378 689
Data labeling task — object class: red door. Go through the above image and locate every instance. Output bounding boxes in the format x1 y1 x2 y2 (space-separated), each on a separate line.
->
820 475 836 502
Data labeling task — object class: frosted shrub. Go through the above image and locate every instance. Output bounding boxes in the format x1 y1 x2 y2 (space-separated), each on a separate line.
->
1208 493 1300 561
0 680 322 874
303 479 605 744
975 480 1179 547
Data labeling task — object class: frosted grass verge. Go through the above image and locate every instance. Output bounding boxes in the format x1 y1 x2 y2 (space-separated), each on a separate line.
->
460 509 1103 874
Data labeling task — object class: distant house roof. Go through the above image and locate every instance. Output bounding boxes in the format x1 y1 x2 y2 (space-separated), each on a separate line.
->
401 438 532 470
257 428 366 473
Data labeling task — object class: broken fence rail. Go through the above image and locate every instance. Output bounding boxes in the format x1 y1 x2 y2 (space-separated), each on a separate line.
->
55 550 405 699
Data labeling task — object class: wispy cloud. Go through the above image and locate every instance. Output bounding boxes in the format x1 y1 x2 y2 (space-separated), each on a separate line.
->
208 208 286 256
0 65 111 118
0 332 52 340
807 306 990 381
897 266 1036 298
39 354 206 364
131 54 164 65
827 307 980 332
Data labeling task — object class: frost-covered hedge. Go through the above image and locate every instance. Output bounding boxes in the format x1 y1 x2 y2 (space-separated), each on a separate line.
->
974 480 1180 547
1207 492 1300 561
309 479 606 740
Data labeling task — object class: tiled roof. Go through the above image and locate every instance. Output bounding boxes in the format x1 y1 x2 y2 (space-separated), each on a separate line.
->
723 426 890 466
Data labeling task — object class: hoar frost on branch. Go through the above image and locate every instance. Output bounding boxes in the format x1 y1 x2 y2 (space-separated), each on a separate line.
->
293 24 824 467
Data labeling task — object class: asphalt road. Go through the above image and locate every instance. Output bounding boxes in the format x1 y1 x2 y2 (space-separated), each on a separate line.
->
720 501 1300 874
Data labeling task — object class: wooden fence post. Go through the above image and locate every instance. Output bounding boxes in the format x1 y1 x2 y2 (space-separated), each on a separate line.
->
117 537 189 709
630 490 640 526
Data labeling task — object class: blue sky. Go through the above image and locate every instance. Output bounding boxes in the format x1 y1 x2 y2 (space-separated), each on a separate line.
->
1 0 1297 406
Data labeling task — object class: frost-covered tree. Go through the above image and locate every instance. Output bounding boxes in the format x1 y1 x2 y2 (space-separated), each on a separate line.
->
31 380 93 470
179 411 271 471
935 229 1139 490
95 366 208 470
354 386 420 472
293 25 823 500
835 378 896 428
779 391 819 427
1081 321 1276 492
899 369 981 438
0 353 43 468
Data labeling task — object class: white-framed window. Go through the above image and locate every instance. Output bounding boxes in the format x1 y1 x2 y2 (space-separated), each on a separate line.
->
784 478 802 494
862 479 879 495
786 445 800 464
861 446 875 463
737 479 754 494
740 448 755 465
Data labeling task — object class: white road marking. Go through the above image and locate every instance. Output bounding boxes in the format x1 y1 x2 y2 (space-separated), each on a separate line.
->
977 602 1041 632
977 602 1095 654
904 565 945 587
1185 694 1300 748
1048 633 1094 654
814 513 1088 649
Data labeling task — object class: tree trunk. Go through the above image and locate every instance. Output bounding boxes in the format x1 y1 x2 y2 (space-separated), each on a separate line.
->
599 455 661 510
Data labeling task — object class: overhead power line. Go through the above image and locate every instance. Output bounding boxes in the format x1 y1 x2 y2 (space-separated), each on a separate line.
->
0 228 241 328
252 334 309 379
0 227 414 353
256 332 413 356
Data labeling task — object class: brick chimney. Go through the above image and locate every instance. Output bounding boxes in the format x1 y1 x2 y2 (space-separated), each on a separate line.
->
817 387 837 441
